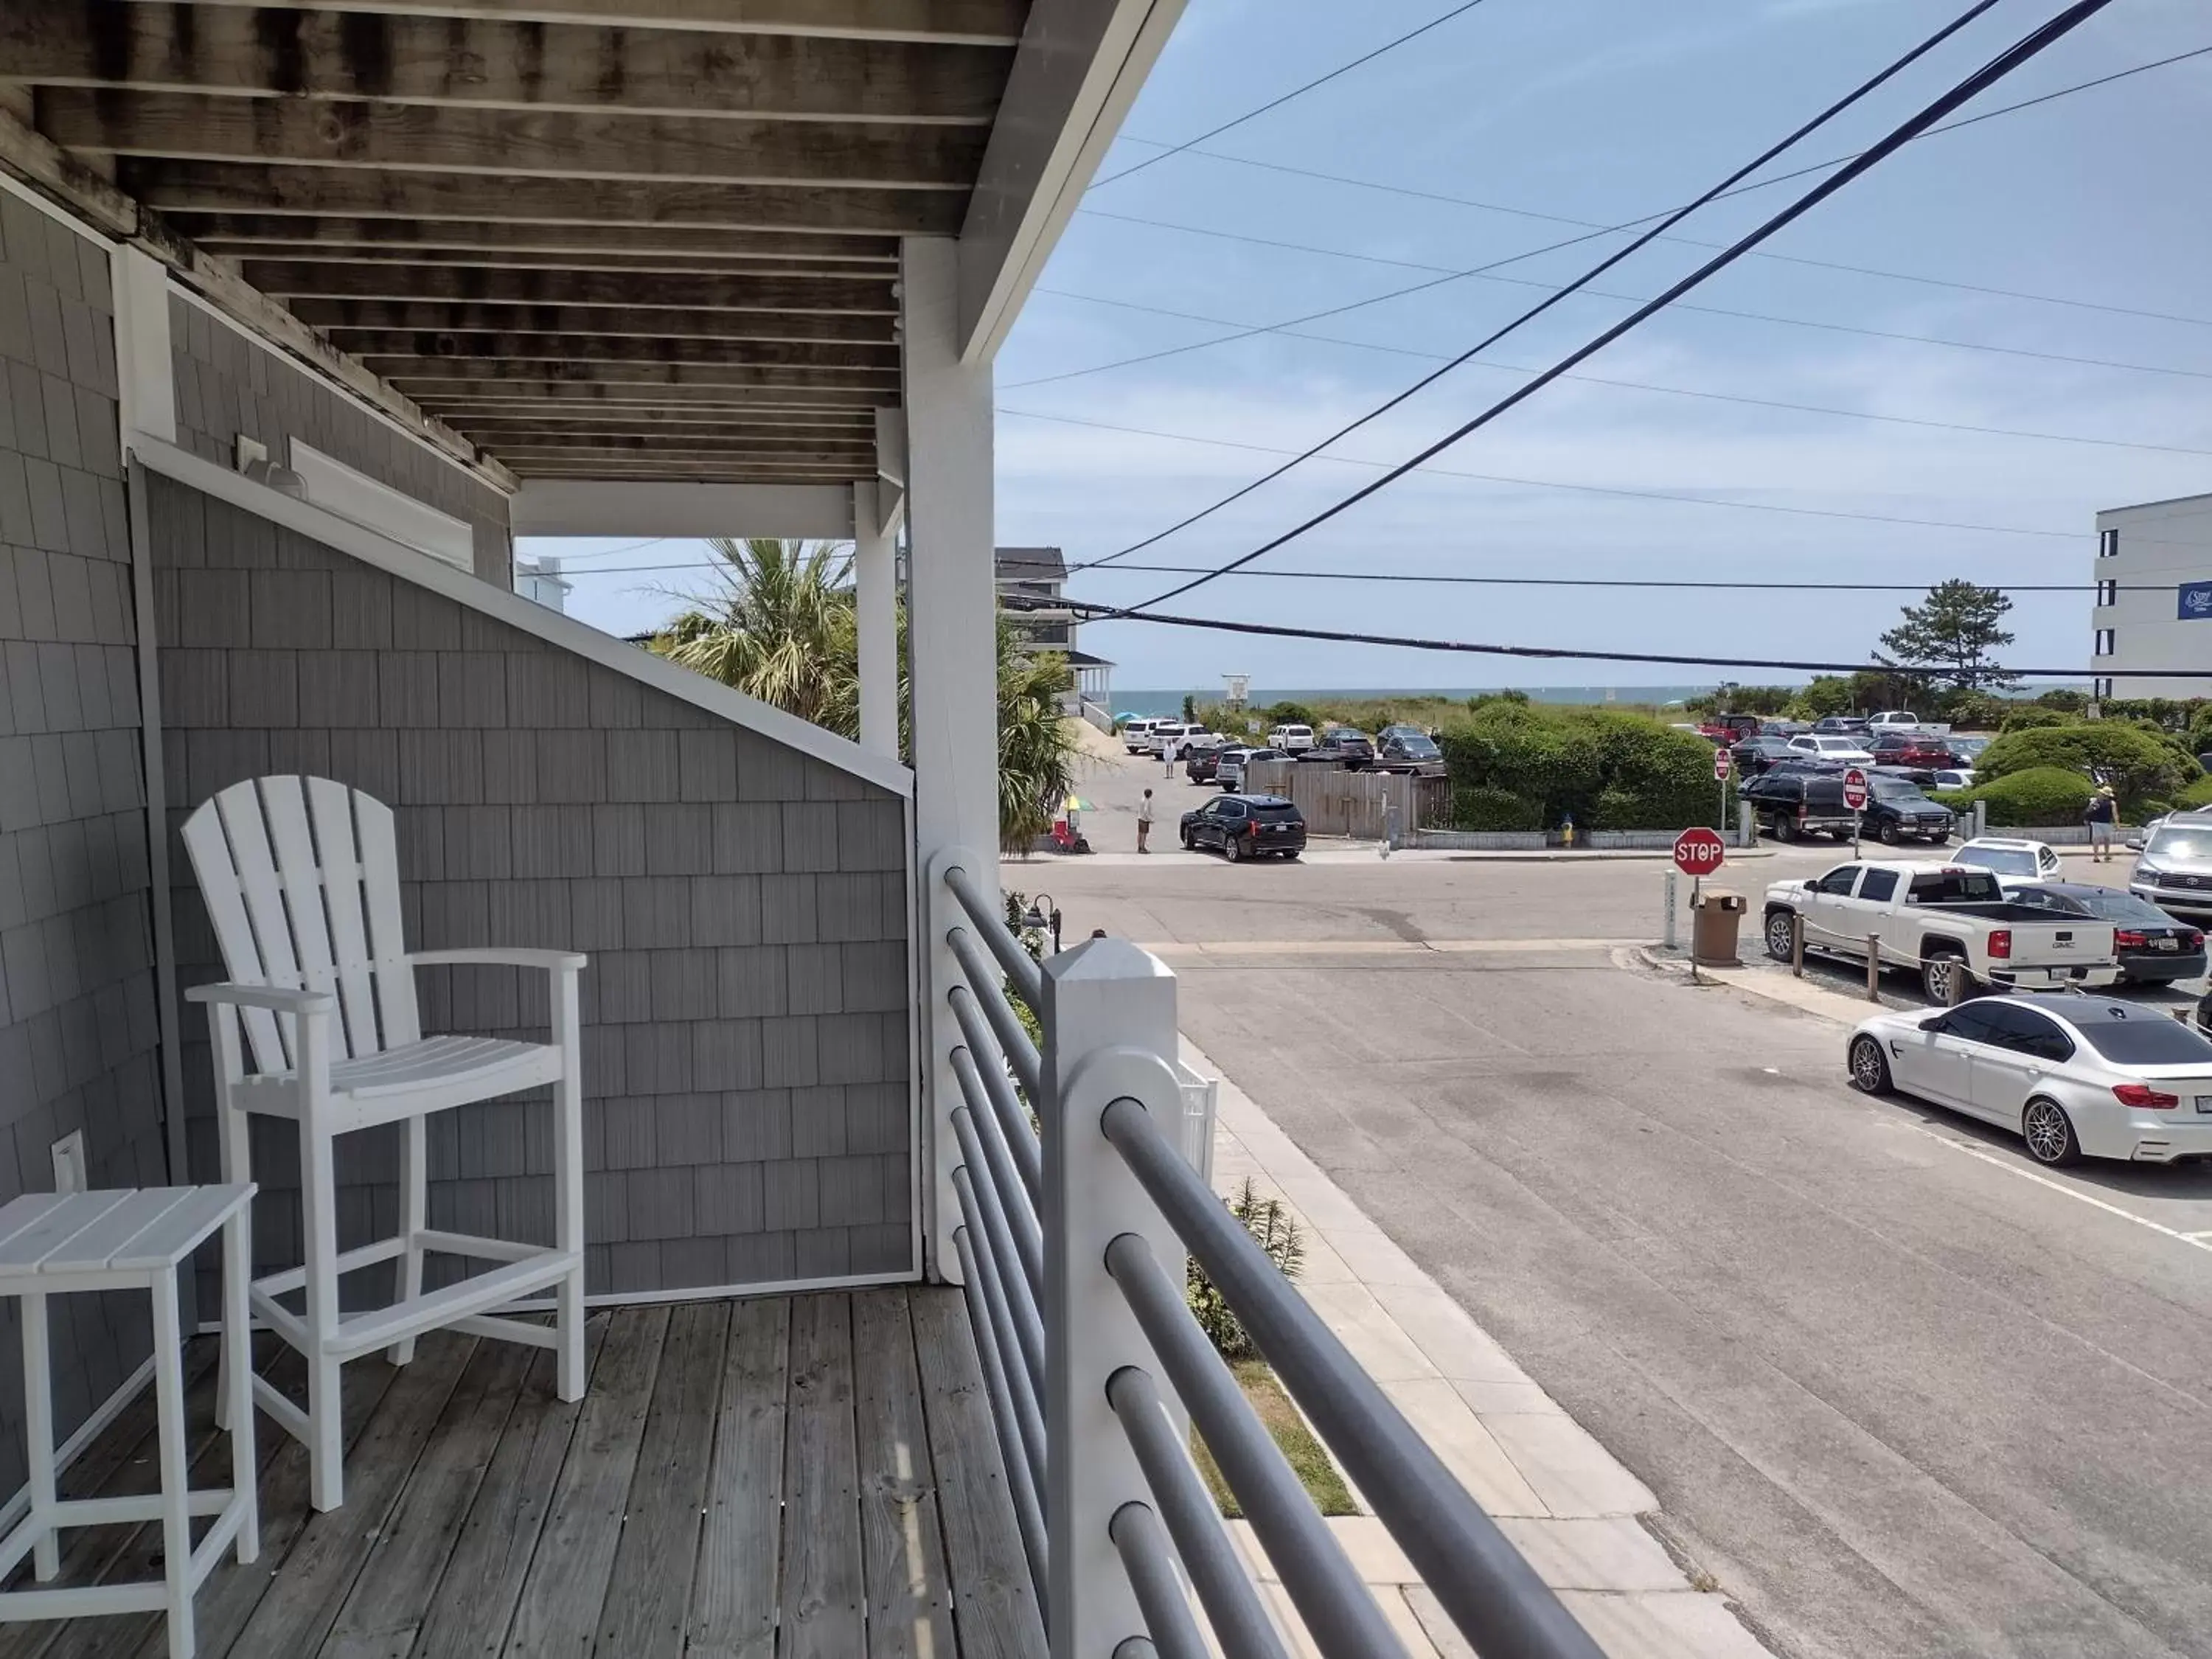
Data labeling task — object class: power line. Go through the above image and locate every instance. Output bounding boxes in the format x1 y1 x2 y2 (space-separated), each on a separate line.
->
1033 594 2182 681
1029 287 2212 457
1119 0 2125 619
1075 0 2012 574
1093 42 2212 330
1061 562 2116 593
1085 0 1498 190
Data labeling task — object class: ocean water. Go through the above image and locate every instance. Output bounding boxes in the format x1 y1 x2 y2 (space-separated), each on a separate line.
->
1108 686 1717 719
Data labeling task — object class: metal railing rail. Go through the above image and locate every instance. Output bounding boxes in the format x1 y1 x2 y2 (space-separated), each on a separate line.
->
946 860 1045 1011
948 925 1043 1099
1110 1500 1211 1659
948 986 1043 1205
953 1221 1048 1596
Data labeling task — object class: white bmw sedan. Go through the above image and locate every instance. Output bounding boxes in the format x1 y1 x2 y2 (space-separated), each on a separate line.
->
1847 995 2212 1166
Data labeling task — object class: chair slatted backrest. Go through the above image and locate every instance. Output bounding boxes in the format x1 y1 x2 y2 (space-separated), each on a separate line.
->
181 777 421 1073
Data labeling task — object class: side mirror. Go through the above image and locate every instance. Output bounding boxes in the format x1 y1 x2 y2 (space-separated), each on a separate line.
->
1917 1014 1947 1031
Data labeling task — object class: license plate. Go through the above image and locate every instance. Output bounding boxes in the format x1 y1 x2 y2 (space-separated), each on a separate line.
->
2198 1096 2212 1114
2158 938 2180 951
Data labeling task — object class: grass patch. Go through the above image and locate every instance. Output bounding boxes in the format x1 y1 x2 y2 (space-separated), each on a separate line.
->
1192 1360 1358 1518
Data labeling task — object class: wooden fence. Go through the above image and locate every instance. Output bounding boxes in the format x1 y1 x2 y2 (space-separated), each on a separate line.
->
1243 760 1449 839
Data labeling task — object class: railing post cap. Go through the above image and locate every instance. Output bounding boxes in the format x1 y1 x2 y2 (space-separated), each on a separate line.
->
1043 934 1172 985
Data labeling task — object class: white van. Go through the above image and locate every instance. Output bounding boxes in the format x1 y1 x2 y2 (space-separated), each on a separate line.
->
1268 723 1315 754
1122 718 1161 755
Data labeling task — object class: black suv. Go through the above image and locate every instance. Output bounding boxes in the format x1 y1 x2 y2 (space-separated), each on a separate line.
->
1179 794 1307 861
1744 771 1953 844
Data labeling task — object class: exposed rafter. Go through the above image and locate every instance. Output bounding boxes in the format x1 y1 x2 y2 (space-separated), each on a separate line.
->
152 0 1031 48
242 265 897 311
291 300 893 342
371 358 903 389
163 215 901 261
330 332 901 367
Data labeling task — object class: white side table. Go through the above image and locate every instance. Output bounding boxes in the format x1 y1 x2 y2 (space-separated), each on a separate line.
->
0 1186 259 1659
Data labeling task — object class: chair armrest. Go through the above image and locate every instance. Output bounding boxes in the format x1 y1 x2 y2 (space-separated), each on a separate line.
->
406 948 587 973
184 982 336 1015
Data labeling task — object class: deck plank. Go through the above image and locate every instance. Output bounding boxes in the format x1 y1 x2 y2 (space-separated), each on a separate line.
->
592 1301 728 1659
780 1294 866 1659
685 1297 789 1659
406 1313 610 1659
911 1289 1046 1659
852 1290 958 1659
499 1304 669 1659
218 1334 478 1659
316 1336 538 1659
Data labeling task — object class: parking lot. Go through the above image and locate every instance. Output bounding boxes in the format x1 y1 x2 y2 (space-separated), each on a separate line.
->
1020 745 2212 1659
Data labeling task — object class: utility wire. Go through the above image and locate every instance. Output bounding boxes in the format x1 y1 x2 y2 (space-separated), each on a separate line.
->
1027 594 2191 681
1076 0 2009 573
1093 42 2212 329
1120 0 2124 618
1060 563 2119 592
1027 288 2212 456
1085 0 1498 190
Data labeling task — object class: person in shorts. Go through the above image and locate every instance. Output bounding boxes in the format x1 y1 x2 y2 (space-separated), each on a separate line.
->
1137 789 1154 853
2085 783 2117 861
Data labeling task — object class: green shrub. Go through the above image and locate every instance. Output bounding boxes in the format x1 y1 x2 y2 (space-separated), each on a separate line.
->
1264 700 1318 728
1972 766 2095 826
1188 1179 1302 1360
1998 705 2066 733
2035 688 2088 714
1452 785 1543 831
1978 722 2197 810
1942 690 2008 732
2176 776 2212 810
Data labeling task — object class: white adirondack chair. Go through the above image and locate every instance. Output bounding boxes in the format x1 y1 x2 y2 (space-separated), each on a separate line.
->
181 776 586 1512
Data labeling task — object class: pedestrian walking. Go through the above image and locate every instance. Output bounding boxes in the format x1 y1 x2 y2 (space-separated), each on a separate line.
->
2086 783 2117 861
1137 789 1154 854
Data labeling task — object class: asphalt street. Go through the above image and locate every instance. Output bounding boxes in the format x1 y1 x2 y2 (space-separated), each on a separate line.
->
1017 745 2212 1659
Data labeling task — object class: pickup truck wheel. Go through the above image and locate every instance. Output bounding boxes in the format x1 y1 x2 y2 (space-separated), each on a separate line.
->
1848 1034 1893 1094
2022 1097 2082 1166
1878 820 1902 846
1773 815 1798 843
1921 951 1966 1004
1764 911 1797 962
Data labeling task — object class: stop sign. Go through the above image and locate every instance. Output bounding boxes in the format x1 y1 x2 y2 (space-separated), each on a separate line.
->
1712 748 1732 782
1673 827 1726 876
1841 768 1870 812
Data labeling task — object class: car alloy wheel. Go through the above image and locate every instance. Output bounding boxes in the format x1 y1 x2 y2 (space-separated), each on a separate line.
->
1226 835 1244 862
1764 911 1796 962
1879 820 1902 846
1921 953 1961 1004
1848 1035 1891 1093
2021 1097 2081 1166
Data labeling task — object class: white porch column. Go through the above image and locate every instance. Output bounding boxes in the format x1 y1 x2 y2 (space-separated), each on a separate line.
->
852 479 901 760
903 234 998 1283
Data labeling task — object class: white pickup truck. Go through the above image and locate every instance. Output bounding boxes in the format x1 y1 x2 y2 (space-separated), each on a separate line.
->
1867 710 1952 737
1761 860 2120 1002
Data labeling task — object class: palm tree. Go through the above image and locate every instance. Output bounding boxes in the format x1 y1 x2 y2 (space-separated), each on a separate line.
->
654 538 1077 850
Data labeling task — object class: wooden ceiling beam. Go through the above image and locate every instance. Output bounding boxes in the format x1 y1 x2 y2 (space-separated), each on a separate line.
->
145 1 1031 48
203 245 886 279
120 161 965 234
448 412 879 435
2 10 1009 123
167 215 898 261
43 91 986 189
293 299 893 342
243 263 895 311
488 435 877 458
408 389 891 414
338 332 900 367
372 358 900 388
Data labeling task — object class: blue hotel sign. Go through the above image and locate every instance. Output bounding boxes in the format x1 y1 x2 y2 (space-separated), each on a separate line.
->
2181 582 2212 620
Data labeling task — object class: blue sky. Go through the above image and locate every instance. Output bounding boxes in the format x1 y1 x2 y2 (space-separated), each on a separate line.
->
531 0 2212 691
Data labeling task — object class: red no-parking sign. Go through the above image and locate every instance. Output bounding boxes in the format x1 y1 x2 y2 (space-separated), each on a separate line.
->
1713 748 1732 782
1673 827 1726 876
1842 768 1870 812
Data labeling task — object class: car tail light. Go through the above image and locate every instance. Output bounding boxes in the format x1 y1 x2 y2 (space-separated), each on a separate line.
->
2112 1083 2180 1110
2115 929 2148 950
1988 929 2011 960
1247 819 1259 836
2193 932 2206 951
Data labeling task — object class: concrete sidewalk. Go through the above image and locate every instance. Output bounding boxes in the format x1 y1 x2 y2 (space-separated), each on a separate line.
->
1189 1034 1775 1659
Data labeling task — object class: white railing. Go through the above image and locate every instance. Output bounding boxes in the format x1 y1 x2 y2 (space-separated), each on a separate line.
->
933 854 1605 1658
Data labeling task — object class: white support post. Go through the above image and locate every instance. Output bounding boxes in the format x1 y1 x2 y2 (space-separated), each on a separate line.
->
1042 936 1188 1659
854 479 902 761
552 964 587 1402
111 248 174 445
905 235 1000 1284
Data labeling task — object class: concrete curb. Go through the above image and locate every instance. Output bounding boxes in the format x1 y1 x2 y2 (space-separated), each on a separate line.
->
1187 1032 1778 1658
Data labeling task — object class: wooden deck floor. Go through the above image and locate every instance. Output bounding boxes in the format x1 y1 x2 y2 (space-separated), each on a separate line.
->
0 1288 1043 1659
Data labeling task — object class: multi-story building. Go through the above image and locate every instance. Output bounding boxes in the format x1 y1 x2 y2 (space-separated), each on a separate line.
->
996 545 1115 720
2092 490 2212 700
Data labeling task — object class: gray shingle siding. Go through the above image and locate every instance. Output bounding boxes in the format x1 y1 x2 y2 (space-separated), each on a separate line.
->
0 194 166 1494
166 293 512 586
150 476 916 1306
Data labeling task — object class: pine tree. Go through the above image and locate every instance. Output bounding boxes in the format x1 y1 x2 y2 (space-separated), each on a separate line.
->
1877 580 2019 693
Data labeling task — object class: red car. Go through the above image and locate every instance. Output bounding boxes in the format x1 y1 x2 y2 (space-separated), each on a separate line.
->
1870 734 1958 769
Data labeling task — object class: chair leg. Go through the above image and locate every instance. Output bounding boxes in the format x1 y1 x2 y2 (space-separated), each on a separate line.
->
152 1269 195 1659
552 967 588 1402
221 1208 259 1565
213 1093 252 1435
301 1119 346 1514
389 1114 427 1366
21 1292 56 1582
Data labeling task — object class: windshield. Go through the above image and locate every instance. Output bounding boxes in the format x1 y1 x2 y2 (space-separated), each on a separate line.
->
2076 888 2180 923
2147 827 2212 861
1814 737 1859 751
1908 869 2006 903
1393 737 1440 757
2073 1014 2212 1065
1955 845 2037 874
1869 777 1931 802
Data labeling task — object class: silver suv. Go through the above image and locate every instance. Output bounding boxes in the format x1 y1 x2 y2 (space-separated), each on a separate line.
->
2129 813 2212 915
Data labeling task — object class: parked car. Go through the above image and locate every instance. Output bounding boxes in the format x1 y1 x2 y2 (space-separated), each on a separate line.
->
1867 710 1950 737
1185 744 1228 785
1121 717 1161 755
1215 746 1287 791
1857 774 1955 845
1869 733 1960 770
1952 837 2064 882
1373 731 1446 775
1788 733 1876 766
1759 720 1810 737
1846 994 2212 1166
2007 883 2208 984
1730 735 1801 776
1742 771 1858 841
1812 715 1870 734
1376 723 1432 748
1267 723 1316 754
2130 818 2212 917
1763 861 2120 1002
1179 793 1307 861
1930 768 1977 792
1697 713 1764 742
1946 735 1992 763
1300 728 1375 768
